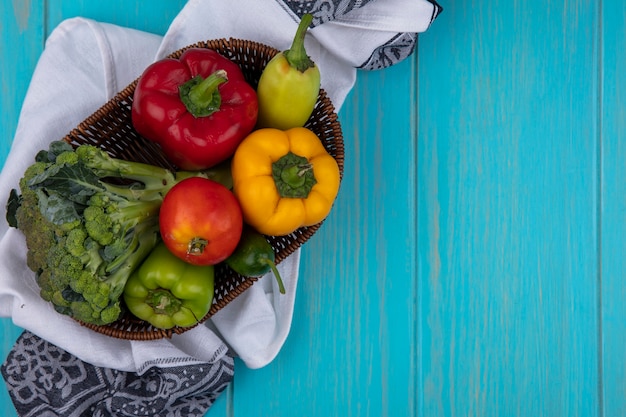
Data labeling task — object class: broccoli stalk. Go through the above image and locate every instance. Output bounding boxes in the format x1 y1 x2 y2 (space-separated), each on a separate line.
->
6 141 230 325
75 145 181 200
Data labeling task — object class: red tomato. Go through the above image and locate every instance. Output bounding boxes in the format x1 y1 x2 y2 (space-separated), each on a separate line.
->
159 177 243 265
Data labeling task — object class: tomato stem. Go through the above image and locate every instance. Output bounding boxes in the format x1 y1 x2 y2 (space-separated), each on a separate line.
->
187 237 208 255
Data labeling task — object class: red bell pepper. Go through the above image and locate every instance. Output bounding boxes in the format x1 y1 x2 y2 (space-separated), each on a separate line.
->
131 48 258 171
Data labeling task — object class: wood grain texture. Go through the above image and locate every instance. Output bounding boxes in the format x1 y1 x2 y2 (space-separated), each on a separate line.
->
229 57 419 417
0 0 44 162
45 0 190 37
601 2 626 416
416 1 601 416
0 2 45 415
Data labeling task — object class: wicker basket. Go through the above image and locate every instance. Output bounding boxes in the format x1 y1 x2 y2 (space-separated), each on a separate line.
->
60 38 344 340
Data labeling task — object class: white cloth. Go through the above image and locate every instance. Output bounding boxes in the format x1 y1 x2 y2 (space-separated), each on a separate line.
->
157 0 441 108
0 0 440 373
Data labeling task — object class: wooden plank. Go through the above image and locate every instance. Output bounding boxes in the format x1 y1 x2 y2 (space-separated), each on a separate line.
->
0 0 44 162
230 55 419 416
0 1 45 415
601 0 626 415
45 0 188 37
416 1 601 416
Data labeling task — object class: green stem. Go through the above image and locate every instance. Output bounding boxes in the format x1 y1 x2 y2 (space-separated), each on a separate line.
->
82 145 179 192
263 259 286 294
109 199 162 227
147 288 182 316
280 164 311 188
179 70 228 117
272 152 317 198
283 13 315 72
101 181 167 203
104 218 159 282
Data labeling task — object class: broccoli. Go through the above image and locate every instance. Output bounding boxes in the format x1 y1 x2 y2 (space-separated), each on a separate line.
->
6 140 221 325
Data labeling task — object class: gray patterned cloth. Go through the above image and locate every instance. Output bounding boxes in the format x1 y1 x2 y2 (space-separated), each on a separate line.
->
282 0 441 26
282 0 379 24
280 0 442 70
1 331 234 417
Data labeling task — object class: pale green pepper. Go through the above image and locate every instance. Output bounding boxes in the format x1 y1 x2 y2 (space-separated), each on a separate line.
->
256 13 321 130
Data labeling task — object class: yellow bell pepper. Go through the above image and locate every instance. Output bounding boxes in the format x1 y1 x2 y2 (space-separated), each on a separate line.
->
231 127 340 236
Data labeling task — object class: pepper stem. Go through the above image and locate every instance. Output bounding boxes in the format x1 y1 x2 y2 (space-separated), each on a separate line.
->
280 164 311 188
179 70 228 117
263 258 286 294
272 152 317 198
283 13 315 72
147 288 182 316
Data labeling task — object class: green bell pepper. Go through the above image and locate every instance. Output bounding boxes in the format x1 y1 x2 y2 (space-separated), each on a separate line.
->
123 242 214 329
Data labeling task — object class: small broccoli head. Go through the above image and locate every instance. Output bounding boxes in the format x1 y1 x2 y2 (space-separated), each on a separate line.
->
57 218 82 233
36 269 55 303
19 161 48 192
65 228 87 257
70 299 122 325
16 200 57 272
48 287 82 317
54 150 79 166
13 165 61 272
69 301 102 323
69 270 93 294
82 281 111 310
57 253 84 285
75 145 112 171
99 304 122 324
66 276 122 324
87 193 113 209
51 290 71 309
45 244 68 271
83 205 115 246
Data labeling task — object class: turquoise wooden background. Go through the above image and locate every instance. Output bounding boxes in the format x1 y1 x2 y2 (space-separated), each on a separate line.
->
2 1 625 416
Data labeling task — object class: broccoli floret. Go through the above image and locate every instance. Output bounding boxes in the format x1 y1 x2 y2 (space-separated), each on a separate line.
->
45 243 68 274
8 163 59 270
69 298 121 324
83 194 161 249
99 305 122 324
20 161 48 190
65 228 87 257
69 270 93 294
51 291 72 311
7 140 215 325
54 150 79 166
83 205 115 246
36 269 55 303
69 301 102 323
